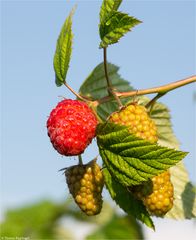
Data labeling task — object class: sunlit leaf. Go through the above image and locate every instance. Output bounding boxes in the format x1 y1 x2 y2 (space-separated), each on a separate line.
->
100 0 122 25
103 168 154 229
53 7 75 86
97 122 187 186
100 12 141 48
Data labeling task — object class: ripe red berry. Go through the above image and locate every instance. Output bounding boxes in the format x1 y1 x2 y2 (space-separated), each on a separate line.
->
47 99 98 156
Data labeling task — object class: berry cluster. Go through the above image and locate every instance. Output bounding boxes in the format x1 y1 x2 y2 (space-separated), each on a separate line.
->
65 160 104 216
47 99 98 156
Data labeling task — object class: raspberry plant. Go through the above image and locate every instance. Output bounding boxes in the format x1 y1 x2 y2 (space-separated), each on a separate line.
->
47 0 196 230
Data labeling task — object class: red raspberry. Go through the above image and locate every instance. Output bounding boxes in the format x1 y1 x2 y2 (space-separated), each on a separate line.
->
47 99 98 156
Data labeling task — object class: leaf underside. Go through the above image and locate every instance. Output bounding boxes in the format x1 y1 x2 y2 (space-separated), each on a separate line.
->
166 162 196 219
79 62 134 120
103 168 155 229
99 0 141 48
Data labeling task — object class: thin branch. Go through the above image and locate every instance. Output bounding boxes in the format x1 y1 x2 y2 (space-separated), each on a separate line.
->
145 92 166 108
94 75 196 105
145 92 166 112
64 82 88 102
78 155 83 165
103 48 123 108
103 48 112 91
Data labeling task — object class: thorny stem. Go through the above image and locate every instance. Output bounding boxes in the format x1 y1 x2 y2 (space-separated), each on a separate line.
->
103 48 123 108
94 75 196 106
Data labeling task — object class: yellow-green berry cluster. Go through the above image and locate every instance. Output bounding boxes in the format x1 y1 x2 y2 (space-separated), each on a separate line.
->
65 160 104 216
109 103 158 143
132 171 174 216
109 102 174 216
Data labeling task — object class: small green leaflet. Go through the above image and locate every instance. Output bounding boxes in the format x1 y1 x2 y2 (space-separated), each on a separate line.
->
99 0 141 48
97 122 187 186
53 7 75 86
103 168 155 229
100 11 142 48
100 0 122 25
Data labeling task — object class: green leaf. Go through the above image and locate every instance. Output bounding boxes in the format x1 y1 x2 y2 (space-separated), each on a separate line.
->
103 168 154 229
97 122 187 186
99 11 141 48
100 0 122 25
0 200 67 238
79 62 133 99
86 214 144 239
165 162 196 219
79 62 133 120
53 7 75 86
138 97 179 149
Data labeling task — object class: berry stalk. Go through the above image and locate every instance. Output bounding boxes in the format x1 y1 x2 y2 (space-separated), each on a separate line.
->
63 82 88 102
103 47 123 108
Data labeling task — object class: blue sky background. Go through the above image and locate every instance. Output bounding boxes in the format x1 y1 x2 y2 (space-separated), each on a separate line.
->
1 0 196 238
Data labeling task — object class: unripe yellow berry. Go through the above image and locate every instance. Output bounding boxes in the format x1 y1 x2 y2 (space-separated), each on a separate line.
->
109 103 158 143
65 160 104 216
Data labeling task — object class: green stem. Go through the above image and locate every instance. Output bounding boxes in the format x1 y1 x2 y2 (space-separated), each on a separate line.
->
64 82 88 102
145 92 166 113
78 155 83 165
103 48 112 91
103 48 123 108
145 92 166 108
